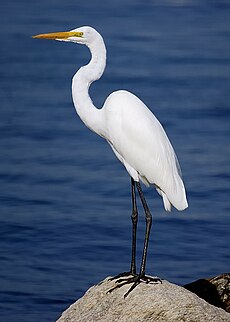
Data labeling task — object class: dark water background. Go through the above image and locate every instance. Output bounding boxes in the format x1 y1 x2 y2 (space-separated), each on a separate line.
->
1 0 230 321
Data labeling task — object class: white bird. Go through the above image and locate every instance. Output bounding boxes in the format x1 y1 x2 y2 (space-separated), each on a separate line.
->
33 26 188 297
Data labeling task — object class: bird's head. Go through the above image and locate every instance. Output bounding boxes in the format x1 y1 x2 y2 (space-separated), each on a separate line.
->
32 26 99 46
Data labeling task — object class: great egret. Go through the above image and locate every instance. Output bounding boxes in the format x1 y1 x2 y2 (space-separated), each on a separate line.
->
33 26 188 297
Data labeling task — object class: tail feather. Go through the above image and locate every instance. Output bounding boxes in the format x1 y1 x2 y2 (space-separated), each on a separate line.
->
156 187 172 211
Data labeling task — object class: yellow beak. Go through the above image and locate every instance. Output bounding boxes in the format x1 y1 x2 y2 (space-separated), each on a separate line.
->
32 31 83 40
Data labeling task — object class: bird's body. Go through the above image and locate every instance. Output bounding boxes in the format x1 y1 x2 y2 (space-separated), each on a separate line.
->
33 26 188 297
98 89 186 211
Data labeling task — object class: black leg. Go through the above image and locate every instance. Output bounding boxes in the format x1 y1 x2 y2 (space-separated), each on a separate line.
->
130 177 138 275
109 177 138 280
108 180 161 297
136 181 151 277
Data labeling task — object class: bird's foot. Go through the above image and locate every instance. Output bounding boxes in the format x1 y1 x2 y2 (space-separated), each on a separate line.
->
107 273 162 298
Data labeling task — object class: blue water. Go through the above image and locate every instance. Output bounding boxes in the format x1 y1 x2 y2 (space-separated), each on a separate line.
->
1 0 230 321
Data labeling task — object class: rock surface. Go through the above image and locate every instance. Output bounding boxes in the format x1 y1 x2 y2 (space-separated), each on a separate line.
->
184 273 230 313
56 276 230 322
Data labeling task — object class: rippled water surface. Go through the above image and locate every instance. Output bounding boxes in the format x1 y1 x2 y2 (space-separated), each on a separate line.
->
1 0 230 321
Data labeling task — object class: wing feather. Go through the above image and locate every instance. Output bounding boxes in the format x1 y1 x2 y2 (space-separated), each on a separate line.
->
103 90 188 211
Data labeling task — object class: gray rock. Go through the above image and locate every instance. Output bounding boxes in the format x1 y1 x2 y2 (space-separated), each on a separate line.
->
56 276 230 322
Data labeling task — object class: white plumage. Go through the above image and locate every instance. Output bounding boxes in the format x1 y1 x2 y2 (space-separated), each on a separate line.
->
69 26 188 212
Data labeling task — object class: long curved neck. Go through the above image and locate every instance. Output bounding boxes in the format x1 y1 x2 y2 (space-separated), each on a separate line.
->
72 35 106 137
